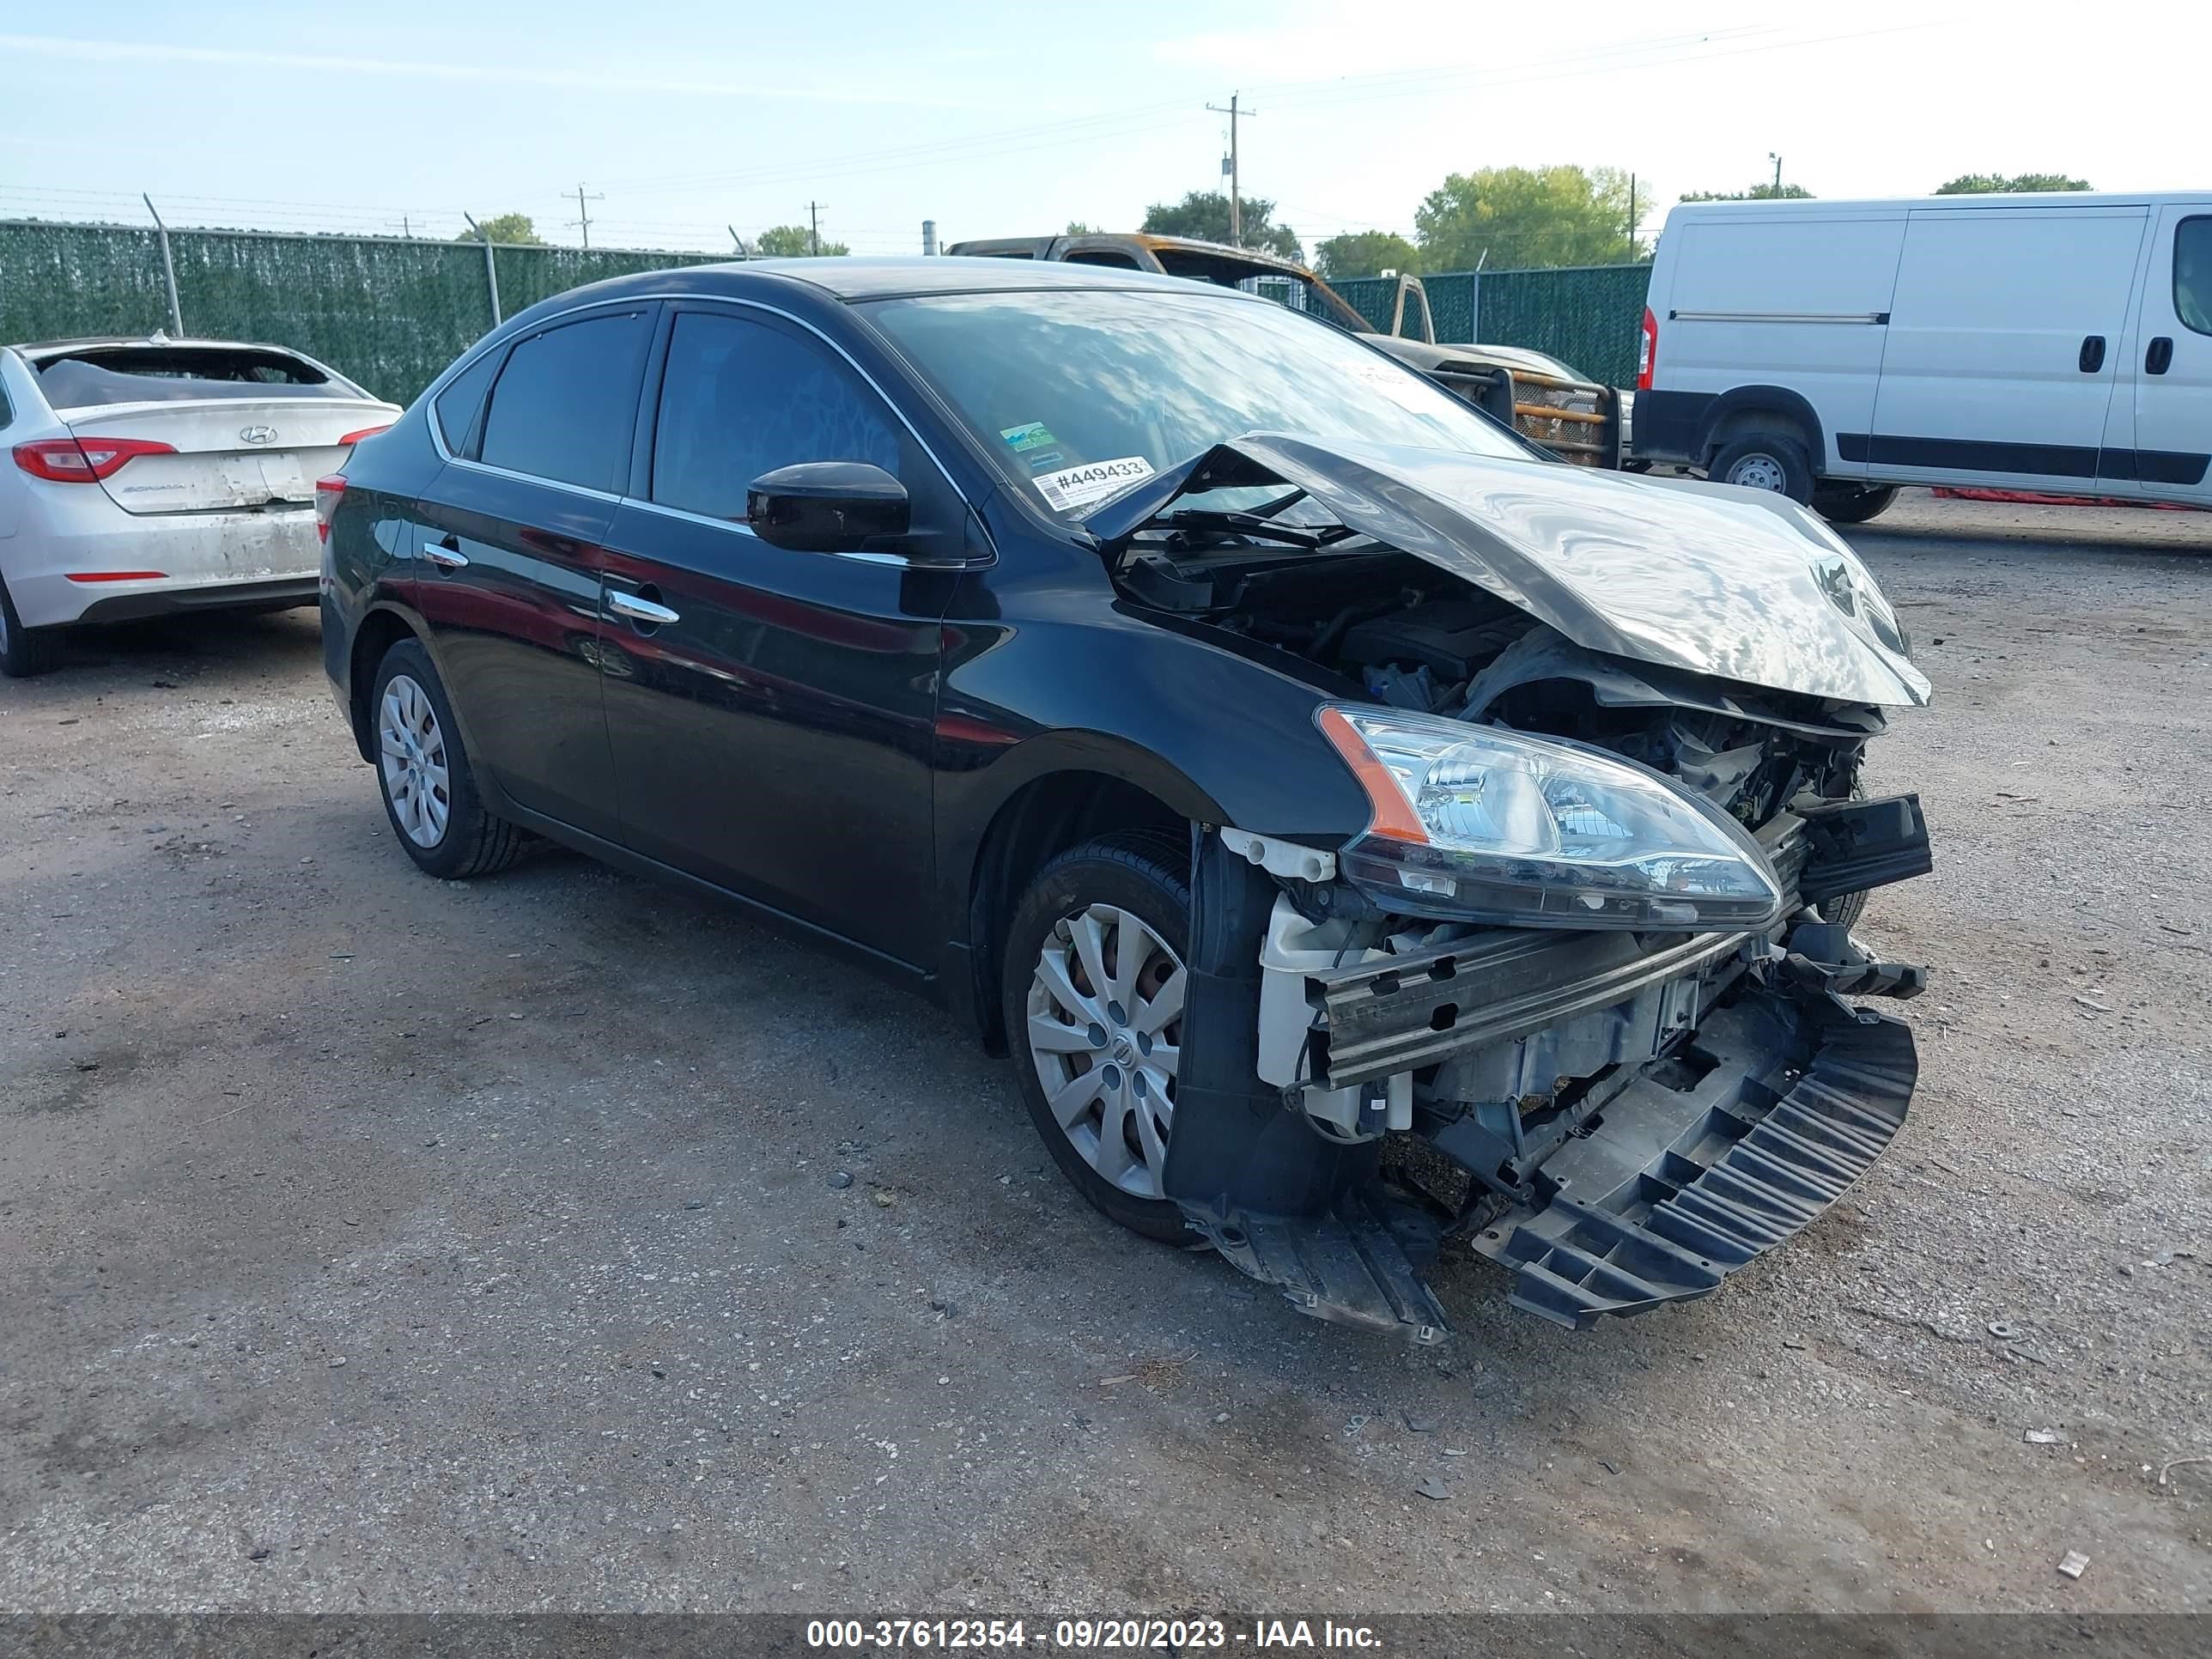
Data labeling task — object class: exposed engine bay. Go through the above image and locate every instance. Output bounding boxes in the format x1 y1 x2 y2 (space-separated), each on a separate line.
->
1098 461 1936 1341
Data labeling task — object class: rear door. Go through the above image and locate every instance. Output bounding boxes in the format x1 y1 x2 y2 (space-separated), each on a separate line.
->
410 305 658 842
1863 204 2148 489
2110 205 2212 503
594 302 955 967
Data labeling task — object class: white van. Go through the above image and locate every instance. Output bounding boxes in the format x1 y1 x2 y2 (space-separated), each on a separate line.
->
1635 192 2212 520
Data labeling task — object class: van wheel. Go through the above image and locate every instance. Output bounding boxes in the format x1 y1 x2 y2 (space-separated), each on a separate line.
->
1711 433 1814 503
1814 485 1899 526
0 575 65 678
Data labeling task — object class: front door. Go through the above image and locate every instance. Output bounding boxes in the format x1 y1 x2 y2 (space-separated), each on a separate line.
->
410 305 657 841
596 304 957 969
1863 205 2148 490
2112 206 2212 504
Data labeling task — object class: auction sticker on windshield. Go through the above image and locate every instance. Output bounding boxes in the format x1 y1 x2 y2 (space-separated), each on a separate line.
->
1032 456 1153 513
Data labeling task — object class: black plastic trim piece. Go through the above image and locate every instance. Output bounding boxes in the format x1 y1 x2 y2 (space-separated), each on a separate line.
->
1837 432 2210 488
1796 792 1934 906
1470 991 1917 1329
74 576 319 626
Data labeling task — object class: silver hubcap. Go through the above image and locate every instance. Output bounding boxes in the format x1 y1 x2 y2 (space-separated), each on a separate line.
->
1726 453 1789 492
1025 902 1187 1200
377 674 452 848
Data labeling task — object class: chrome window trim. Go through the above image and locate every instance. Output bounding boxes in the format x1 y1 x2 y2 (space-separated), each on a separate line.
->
422 291 971 523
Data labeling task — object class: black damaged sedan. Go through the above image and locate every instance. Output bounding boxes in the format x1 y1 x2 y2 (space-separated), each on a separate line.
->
320 258 1933 1341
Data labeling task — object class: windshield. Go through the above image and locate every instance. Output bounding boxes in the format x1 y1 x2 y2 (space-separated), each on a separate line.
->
865 289 1533 519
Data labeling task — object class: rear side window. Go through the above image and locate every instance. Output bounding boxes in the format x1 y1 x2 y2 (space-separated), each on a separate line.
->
649 310 901 522
2176 216 2212 336
478 309 653 492
432 348 503 459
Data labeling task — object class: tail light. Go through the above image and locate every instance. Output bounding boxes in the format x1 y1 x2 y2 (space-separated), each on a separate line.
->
314 474 347 545
12 435 176 482
337 424 392 447
1636 307 1658 392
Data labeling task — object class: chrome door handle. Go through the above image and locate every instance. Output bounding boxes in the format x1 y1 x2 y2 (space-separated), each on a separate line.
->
606 591 679 626
424 540 469 569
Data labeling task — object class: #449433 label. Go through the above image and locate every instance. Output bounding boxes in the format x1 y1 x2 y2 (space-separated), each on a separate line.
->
1030 455 1154 513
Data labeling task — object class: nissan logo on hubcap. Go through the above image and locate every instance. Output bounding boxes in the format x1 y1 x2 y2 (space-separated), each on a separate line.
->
239 425 278 446
1109 1034 1136 1066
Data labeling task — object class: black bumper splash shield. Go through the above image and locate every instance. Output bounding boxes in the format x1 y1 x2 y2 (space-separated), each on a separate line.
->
1468 989 1917 1328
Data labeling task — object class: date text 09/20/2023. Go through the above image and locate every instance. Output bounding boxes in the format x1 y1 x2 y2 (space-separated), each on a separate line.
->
805 1619 1383 1649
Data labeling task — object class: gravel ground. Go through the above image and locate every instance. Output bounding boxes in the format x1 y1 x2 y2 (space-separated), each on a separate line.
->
1 492 2206 1614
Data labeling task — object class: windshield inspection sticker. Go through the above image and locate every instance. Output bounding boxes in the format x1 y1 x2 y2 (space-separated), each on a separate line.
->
1000 421 1059 453
1031 455 1155 513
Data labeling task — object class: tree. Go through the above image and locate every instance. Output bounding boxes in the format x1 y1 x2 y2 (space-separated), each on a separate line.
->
1936 173 2091 194
1064 220 1099 235
1680 183 1815 202
1413 166 1642 271
1139 191 1303 263
1314 231 1421 280
458 212 544 246
755 223 850 257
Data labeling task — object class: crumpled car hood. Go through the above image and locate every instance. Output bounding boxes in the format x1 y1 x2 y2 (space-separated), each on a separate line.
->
1091 434 1932 708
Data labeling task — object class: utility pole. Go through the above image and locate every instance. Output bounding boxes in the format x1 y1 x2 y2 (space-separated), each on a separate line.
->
1769 152 1783 194
728 226 750 259
570 183 604 249
809 201 823 257
1205 93 1256 246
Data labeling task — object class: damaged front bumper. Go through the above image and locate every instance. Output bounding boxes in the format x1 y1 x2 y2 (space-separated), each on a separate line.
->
1176 796 1932 1341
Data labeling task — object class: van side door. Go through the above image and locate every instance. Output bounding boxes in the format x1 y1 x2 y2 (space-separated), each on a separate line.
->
1860 205 2148 490
2112 206 2212 505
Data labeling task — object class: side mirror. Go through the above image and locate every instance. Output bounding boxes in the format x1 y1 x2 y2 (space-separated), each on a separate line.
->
747 461 908 553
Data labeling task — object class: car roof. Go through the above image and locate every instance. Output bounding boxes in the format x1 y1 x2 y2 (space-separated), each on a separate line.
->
586 255 1281 305
9 335 321 361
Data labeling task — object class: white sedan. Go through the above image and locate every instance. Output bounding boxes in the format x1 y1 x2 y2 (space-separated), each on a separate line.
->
0 335 400 677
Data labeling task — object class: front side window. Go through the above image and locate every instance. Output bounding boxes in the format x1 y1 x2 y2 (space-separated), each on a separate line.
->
649 310 902 522
477 309 653 492
2175 216 2212 336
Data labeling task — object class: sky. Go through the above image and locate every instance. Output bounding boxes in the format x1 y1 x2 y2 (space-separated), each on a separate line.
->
4 0 2209 258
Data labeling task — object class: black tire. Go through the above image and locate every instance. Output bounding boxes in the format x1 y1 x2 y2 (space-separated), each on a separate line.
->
368 638 526 879
1814 484 1899 526
1710 432 1815 504
1001 832 1193 1244
1823 887 1869 932
0 574 65 678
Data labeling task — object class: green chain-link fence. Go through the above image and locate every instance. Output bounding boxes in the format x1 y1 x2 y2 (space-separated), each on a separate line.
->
3 217 1654 401
0 221 722 405
1335 264 1648 386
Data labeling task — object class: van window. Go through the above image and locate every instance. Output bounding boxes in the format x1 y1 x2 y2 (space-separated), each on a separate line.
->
2176 217 2212 336
478 309 653 493
649 310 901 522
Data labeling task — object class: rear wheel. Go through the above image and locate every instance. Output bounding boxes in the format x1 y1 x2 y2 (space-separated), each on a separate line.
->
1814 484 1899 525
369 638 525 879
1002 835 1193 1243
1710 432 1815 503
0 575 65 678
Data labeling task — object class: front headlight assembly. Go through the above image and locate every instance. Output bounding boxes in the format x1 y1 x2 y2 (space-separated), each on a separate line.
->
1316 707 1784 931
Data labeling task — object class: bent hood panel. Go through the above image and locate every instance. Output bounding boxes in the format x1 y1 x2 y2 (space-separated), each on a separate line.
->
1162 435 1932 708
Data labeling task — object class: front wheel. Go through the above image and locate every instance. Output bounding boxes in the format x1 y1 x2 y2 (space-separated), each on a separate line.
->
1814 484 1899 526
1001 835 1193 1243
369 638 525 879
